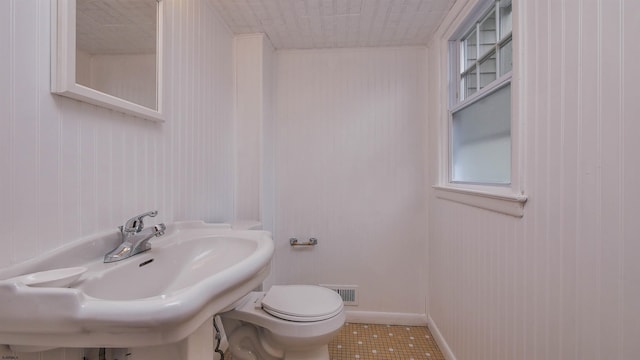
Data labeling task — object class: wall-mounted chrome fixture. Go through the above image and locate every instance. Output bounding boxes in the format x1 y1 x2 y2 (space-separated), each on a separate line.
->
289 238 318 247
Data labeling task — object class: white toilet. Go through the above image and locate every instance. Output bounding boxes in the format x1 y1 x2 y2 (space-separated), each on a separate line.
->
220 284 346 360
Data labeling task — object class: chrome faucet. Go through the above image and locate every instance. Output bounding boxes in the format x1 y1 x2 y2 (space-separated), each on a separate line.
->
104 211 166 263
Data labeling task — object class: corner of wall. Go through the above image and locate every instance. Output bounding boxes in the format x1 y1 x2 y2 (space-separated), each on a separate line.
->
427 315 457 360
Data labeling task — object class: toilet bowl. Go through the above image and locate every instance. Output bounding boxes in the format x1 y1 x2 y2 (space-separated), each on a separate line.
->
220 285 346 360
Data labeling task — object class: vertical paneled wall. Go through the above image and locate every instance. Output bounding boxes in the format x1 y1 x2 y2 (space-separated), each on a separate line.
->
271 47 429 319
261 35 276 235
0 0 235 272
427 0 640 359
234 34 275 223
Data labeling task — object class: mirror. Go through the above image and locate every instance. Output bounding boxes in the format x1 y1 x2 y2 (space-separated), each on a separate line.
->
52 0 163 122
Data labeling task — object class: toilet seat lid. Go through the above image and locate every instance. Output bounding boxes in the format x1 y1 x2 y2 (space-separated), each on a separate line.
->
261 285 344 322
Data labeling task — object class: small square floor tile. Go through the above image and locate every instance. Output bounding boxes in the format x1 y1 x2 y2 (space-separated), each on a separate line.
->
224 322 446 359
328 323 446 360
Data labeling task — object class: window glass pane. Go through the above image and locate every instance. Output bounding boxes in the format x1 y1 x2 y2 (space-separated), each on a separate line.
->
463 67 477 98
499 1 512 39
479 10 496 56
479 51 497 89
464 29 477 69
451 84 511 184
499 39 512 75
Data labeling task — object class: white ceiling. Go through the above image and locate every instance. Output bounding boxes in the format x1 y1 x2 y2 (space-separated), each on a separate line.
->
209 0 456 49
75 0 456 54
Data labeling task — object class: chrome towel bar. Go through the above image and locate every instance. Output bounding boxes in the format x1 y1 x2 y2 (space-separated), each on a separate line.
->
289 238 318 246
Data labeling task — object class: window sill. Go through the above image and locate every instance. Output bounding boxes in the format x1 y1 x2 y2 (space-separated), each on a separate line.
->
433 185 527 217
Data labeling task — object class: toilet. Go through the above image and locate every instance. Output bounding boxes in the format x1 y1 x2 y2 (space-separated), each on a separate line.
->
220 284 346 360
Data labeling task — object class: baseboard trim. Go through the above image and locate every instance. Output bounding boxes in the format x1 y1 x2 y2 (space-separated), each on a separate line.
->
345 311 428 326
427 315 457 360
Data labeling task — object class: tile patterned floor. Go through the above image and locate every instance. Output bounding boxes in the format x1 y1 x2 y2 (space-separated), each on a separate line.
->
224 322 445 359
328 323 445 360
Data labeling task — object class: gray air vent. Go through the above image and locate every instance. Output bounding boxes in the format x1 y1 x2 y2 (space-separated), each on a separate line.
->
320 284 358 306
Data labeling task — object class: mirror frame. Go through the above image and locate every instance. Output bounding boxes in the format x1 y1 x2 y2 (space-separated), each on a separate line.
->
51 0 164 122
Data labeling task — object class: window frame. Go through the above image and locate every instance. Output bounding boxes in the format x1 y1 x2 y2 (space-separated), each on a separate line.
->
434 0 526 217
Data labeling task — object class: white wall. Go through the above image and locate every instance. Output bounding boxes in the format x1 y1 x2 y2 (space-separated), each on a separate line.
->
427 0 640 359
0 0 235 274
233 34 275 224
261 35 276 236
1 1 234 358
270 47 429 321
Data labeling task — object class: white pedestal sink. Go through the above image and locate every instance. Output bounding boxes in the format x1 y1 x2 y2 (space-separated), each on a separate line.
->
0 221 274 352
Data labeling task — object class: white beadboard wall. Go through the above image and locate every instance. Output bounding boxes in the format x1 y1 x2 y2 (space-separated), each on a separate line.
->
0 0 235 276
270 47 429 319
427 1 640 360
234 34 275 223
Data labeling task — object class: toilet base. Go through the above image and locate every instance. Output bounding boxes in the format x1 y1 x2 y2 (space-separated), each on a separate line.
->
220 289 345 360
283 345 329 360
225 322 331 360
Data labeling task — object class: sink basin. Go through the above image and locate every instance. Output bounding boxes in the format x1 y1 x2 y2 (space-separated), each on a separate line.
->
0 221 274 350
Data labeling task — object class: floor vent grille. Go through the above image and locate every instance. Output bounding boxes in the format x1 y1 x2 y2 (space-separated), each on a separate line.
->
320 284 358 306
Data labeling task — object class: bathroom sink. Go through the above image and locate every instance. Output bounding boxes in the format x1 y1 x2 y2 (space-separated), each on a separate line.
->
0 221 274 350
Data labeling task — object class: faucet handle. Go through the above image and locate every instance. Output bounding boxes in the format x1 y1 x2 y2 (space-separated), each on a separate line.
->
122 210 158 234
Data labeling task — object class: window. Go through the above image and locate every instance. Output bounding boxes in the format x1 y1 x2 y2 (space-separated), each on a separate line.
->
434 0 526 217
451 0 512 185
459 1 512 100
452 84 511 184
